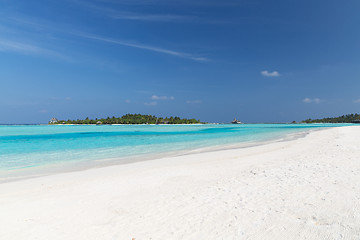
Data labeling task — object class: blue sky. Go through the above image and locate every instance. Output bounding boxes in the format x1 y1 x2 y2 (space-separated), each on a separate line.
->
1 0 360 123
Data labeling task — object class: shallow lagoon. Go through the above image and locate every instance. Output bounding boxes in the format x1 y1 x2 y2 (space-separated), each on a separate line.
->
0 124 350 180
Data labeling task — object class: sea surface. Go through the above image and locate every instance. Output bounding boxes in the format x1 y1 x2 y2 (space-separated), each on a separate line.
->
0 124 349 181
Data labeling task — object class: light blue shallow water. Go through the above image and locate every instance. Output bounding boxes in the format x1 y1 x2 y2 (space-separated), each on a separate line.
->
0 124 349 176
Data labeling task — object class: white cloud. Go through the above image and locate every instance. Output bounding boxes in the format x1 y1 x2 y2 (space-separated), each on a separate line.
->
303 98 321 104
353 99 360 103
303 98 312 103
151 95 174 100
186 100 202 104
144 101 157 106
125 99 131 103
261 70 280 77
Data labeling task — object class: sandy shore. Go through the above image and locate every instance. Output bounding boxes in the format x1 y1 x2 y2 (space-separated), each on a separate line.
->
1 126 360 239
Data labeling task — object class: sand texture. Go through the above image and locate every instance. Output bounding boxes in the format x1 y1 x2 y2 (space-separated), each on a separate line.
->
1 126 360 239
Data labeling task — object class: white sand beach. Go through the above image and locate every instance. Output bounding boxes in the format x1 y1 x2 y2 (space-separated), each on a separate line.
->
1 126 360 240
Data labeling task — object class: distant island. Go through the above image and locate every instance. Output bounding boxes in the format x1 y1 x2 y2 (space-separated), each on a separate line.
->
49 114 202 125
301 113 360 123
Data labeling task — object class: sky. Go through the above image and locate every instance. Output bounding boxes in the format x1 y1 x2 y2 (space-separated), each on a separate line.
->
0 0 360 124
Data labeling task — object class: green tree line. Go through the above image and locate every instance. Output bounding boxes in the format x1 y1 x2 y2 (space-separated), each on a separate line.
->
301 113 360 123
51 114 202 125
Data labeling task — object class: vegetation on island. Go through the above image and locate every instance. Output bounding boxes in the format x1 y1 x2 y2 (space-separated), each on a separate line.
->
50 114 202 125
301 113 360 123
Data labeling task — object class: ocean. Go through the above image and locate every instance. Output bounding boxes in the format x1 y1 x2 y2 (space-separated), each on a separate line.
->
0 124 348 181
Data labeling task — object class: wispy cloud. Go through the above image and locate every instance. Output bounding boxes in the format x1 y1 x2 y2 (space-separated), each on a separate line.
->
186 100 202 104
151 95 175 100
144 101 158 106
353 99 360 103
73 0 232 24
0 39 46 54
50 97 72 101
74 1 191 22
261 70 280 77
1 3 210 62
303 98 322 104
3 15 48 31
76 33 208 62
109 10 196 22
0 38 68 60
74 0 250 8
107 11 228 24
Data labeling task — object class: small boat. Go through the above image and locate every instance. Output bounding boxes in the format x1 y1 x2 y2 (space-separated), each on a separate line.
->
232 118 242 124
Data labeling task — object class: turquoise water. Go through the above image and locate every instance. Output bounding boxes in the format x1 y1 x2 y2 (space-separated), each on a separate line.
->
0 124 349 178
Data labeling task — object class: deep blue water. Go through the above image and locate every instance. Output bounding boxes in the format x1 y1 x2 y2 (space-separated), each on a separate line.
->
0 124 349 173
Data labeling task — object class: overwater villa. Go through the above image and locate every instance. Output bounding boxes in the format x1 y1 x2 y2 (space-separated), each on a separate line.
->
49 118 58 124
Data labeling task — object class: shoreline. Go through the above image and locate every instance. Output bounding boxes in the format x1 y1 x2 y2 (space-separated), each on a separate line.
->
0 123 354 126
1 126 360 239
0 126 323 184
